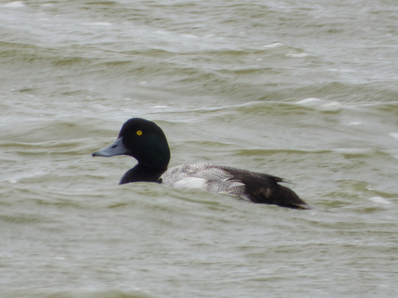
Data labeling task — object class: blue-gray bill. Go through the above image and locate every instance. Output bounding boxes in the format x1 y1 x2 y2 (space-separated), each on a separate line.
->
92 137 128 157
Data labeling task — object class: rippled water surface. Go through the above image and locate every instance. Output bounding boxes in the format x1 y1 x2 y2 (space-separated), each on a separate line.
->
1 1 398 297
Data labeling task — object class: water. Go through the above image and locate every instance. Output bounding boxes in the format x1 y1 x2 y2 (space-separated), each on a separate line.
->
1 1 398 297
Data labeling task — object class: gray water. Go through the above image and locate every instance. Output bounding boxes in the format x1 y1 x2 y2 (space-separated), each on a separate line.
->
1 1 398 297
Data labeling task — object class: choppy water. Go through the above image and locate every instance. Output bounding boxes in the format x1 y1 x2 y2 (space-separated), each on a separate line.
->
1 1 398 297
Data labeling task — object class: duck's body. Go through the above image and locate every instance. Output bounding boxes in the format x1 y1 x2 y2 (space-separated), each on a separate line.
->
93 118 309 209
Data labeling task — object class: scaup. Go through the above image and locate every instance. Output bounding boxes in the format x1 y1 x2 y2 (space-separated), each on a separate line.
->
92 118 309 209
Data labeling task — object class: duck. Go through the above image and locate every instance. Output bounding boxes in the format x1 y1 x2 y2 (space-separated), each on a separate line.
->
92 118 309 209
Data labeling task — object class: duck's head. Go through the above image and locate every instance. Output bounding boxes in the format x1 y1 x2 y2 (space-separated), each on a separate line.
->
92 118 170 169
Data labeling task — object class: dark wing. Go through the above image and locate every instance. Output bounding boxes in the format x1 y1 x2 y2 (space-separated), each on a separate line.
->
219 166 309 209
162 163 309 209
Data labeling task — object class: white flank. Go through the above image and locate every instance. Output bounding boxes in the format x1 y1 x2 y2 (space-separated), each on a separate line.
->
171 177 207 190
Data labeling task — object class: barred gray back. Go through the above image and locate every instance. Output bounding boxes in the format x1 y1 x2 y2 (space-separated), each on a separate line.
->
161 163 248 198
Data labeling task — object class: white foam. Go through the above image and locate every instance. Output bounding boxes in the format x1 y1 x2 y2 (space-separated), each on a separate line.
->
83 22 112 26
334 148 371 155
182 34 198 39
328 68 355 73
317 102 342 112
348 121 363 126
262 43 283 49
389 132 398 140
368 196 392 205
4 1 25 8
151 105 168 109
8 179 17 184
297 98 342 112
155 30 171 35
286 53 308 58
297 97 323 105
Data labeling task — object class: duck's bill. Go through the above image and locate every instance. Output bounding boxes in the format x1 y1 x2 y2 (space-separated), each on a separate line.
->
92 137 129 157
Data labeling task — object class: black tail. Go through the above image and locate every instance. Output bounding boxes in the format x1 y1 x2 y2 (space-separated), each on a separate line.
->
223 167 310 209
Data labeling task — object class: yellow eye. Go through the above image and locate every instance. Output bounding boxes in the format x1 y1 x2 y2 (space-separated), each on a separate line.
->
136 130 142 136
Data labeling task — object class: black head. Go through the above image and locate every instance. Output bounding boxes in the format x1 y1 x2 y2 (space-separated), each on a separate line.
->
118 118 170 168
93 118 170 170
